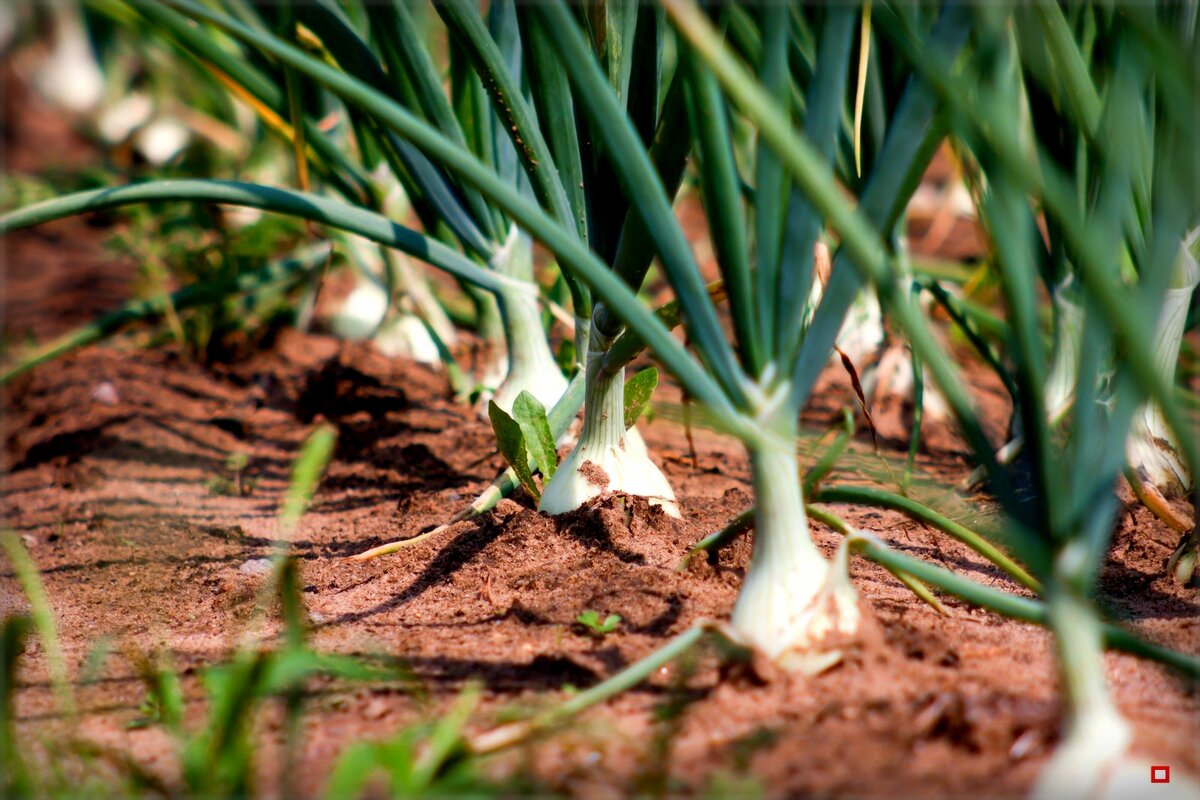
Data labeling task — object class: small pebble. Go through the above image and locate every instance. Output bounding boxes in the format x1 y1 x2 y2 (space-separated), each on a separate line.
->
1009 728 1043 760
238 557 273 576
91 381 120 405
363 698 390 720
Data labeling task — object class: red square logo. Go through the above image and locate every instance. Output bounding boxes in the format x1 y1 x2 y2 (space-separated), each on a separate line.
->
1151 765 1170 784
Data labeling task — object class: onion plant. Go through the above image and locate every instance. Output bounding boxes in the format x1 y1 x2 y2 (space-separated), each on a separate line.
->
1125 230 1199 501
0 0 967 669
32 1 104 115
869 3 1199 793
955 3 1199 539
83 0 581 413
5 0 1196 702
3 0 701 510
473 0 974 668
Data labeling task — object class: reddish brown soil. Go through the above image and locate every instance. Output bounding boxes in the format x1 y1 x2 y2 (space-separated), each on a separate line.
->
3 328 1198 797
2 65 1198 800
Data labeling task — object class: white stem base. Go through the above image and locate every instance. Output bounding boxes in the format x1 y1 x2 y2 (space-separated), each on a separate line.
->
1045 280 1084 423
868 342 951 424
134 117 192 165
372 313 440 365
1124 248 1197 498
329 279 440 366
835 289 886 370
538 432 680 518
538 334 678 517
36 5 103 114
731 443 859 673
1033 585 1199 800
97 93 154 145
485 283 567 416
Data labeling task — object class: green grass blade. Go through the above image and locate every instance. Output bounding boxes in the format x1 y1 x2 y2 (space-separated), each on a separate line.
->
876 2 1200 492
280 424 338 534
484 0 523 190
516 5 593 344
923 282 1016 399
726 4 807 118
450 36 495 170
0 533 75 718
593 75 691 341
848 532 1199 679
663 0 998 498
293 0 495 258
576 0 641 264
852 3 872 178
1032 1 1101 136
279 2 309 191
802 408 856 496
469 625 708 755
815 486 1040 593
518 7 587 244
978 177 1059 542
1 616 34 796
627 3 666 146
411 685 481 790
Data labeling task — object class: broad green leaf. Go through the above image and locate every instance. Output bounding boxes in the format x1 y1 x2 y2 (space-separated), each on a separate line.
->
623 367 658 430
487 401 539 500
512 391 558 481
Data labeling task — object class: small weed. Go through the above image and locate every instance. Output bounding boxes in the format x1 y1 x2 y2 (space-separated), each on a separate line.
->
127 693 164 730
207 452 256 497
576 610 621 638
